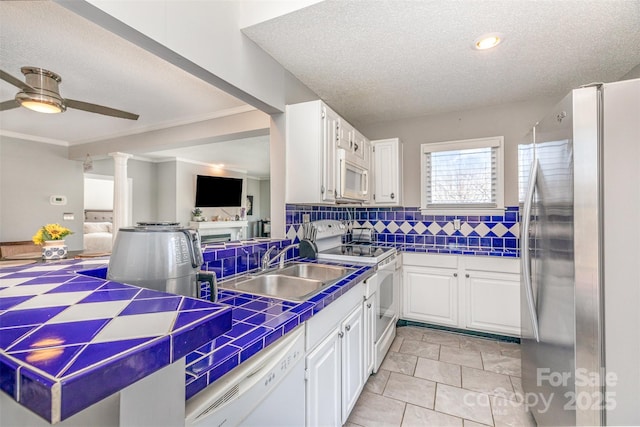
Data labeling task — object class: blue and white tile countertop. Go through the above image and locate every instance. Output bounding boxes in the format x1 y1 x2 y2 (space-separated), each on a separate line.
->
185 259 374 399
0 258 232 423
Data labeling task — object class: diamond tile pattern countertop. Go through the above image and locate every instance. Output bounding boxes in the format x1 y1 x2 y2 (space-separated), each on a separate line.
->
0 259 232 423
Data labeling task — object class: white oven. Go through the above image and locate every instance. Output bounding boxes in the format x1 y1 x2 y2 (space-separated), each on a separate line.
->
313 219 399 373
336 148 368 203
373 252 399 371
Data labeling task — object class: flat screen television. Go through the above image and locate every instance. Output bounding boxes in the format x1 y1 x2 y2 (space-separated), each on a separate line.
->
195 175 243 207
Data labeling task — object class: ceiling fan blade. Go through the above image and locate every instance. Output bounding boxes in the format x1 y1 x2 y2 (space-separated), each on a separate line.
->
0 70 34 91
65 98 139 120
0 99 20 111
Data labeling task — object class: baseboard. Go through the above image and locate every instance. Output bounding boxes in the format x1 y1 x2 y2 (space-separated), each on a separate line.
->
396 319 520 344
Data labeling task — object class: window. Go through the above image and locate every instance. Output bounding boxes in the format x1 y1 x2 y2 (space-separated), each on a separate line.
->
421 136 504 214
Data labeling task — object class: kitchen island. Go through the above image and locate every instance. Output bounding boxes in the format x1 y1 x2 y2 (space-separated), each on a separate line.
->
0 258 232 425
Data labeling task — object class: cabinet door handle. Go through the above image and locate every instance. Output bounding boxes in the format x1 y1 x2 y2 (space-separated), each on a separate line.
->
367 303 372 308
390 192 395 199
453 273 458 277
338 331 344 338
466 274 470 278
345 324 351 332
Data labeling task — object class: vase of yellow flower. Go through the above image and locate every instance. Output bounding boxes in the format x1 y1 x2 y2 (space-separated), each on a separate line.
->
32 224 73 260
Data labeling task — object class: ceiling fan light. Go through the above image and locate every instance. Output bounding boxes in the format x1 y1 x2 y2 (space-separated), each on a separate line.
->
15 91 65 114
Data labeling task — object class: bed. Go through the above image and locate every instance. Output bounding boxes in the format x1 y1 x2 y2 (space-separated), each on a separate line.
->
84 210 113 253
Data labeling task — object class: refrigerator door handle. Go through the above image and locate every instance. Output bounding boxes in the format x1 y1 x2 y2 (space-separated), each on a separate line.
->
522 157 540 342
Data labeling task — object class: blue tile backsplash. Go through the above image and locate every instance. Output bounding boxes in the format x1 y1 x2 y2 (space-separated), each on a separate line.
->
285 204 520 257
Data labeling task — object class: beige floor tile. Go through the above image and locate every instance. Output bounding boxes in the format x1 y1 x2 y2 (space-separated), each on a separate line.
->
462 366 515 400
459 336 503 354
364 369 390 394
380 351 418 376
383 372 436 409
434 384 494 426
348 391 406 427
509 376 524 402
463 420 492 427
390 336 404 352
498 342 521 358
422 329 461 348
402 404 463 427
498 341 520 351
481 353 521 377
414 357 462 387
343 423 365 427
500 348 521 358
490 396 536 427
398 338 440 360
396 326 427 340
440 346 483 369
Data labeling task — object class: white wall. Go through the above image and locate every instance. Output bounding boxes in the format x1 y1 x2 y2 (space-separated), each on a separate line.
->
0 136 84 250
246 178 261 221
359 97 561 207
157 161 177 222
90 158 158 223
259 179 271 219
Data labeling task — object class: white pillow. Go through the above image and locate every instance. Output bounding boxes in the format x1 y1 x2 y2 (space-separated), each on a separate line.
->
84 222 112 234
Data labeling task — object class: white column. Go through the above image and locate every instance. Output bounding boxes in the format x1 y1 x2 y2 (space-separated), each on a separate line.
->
110 152 132 242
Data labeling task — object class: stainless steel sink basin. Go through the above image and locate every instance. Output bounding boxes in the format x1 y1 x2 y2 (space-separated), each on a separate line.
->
220 263 355 301
276 263 353 282
224 274 327 301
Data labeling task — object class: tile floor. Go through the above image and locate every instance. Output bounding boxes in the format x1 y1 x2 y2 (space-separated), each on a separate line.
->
346 326 537 427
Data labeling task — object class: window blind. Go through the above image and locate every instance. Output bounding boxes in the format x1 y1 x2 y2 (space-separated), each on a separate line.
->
425 146 497 207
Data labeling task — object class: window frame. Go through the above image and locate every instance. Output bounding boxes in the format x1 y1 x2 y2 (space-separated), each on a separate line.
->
420 136 505 215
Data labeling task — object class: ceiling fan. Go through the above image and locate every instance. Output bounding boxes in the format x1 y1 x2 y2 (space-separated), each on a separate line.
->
0 66 139 120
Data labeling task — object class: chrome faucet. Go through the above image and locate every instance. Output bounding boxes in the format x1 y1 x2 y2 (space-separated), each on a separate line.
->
261 246 278 270
262 243 300 270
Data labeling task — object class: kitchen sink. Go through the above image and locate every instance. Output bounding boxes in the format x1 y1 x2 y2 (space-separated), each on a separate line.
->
220 263 355 301
224 274 327 301
276 263 353 282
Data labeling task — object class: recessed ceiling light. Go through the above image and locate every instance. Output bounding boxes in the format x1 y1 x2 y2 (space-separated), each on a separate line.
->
474 33 502 50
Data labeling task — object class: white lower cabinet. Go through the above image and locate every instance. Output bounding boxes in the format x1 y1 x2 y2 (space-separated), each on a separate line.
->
402 265 458 327
464 258 521 336
305 281 366 426
340 304 364 422
401 253 520 336
305 328 341 427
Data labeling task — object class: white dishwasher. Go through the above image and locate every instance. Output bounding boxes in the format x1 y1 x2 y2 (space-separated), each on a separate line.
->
185 327 305 427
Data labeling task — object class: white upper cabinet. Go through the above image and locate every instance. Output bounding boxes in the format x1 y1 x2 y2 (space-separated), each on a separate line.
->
286 100 374 205
286 100 339 204
372 138 403 205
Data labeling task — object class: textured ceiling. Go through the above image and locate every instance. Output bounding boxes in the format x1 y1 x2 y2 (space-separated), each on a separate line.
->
243 0 640 126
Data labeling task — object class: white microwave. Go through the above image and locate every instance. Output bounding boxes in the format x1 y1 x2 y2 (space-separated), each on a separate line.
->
336 148 369 203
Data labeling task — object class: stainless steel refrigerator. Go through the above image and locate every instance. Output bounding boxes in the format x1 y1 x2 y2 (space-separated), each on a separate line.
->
520 79 640 426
